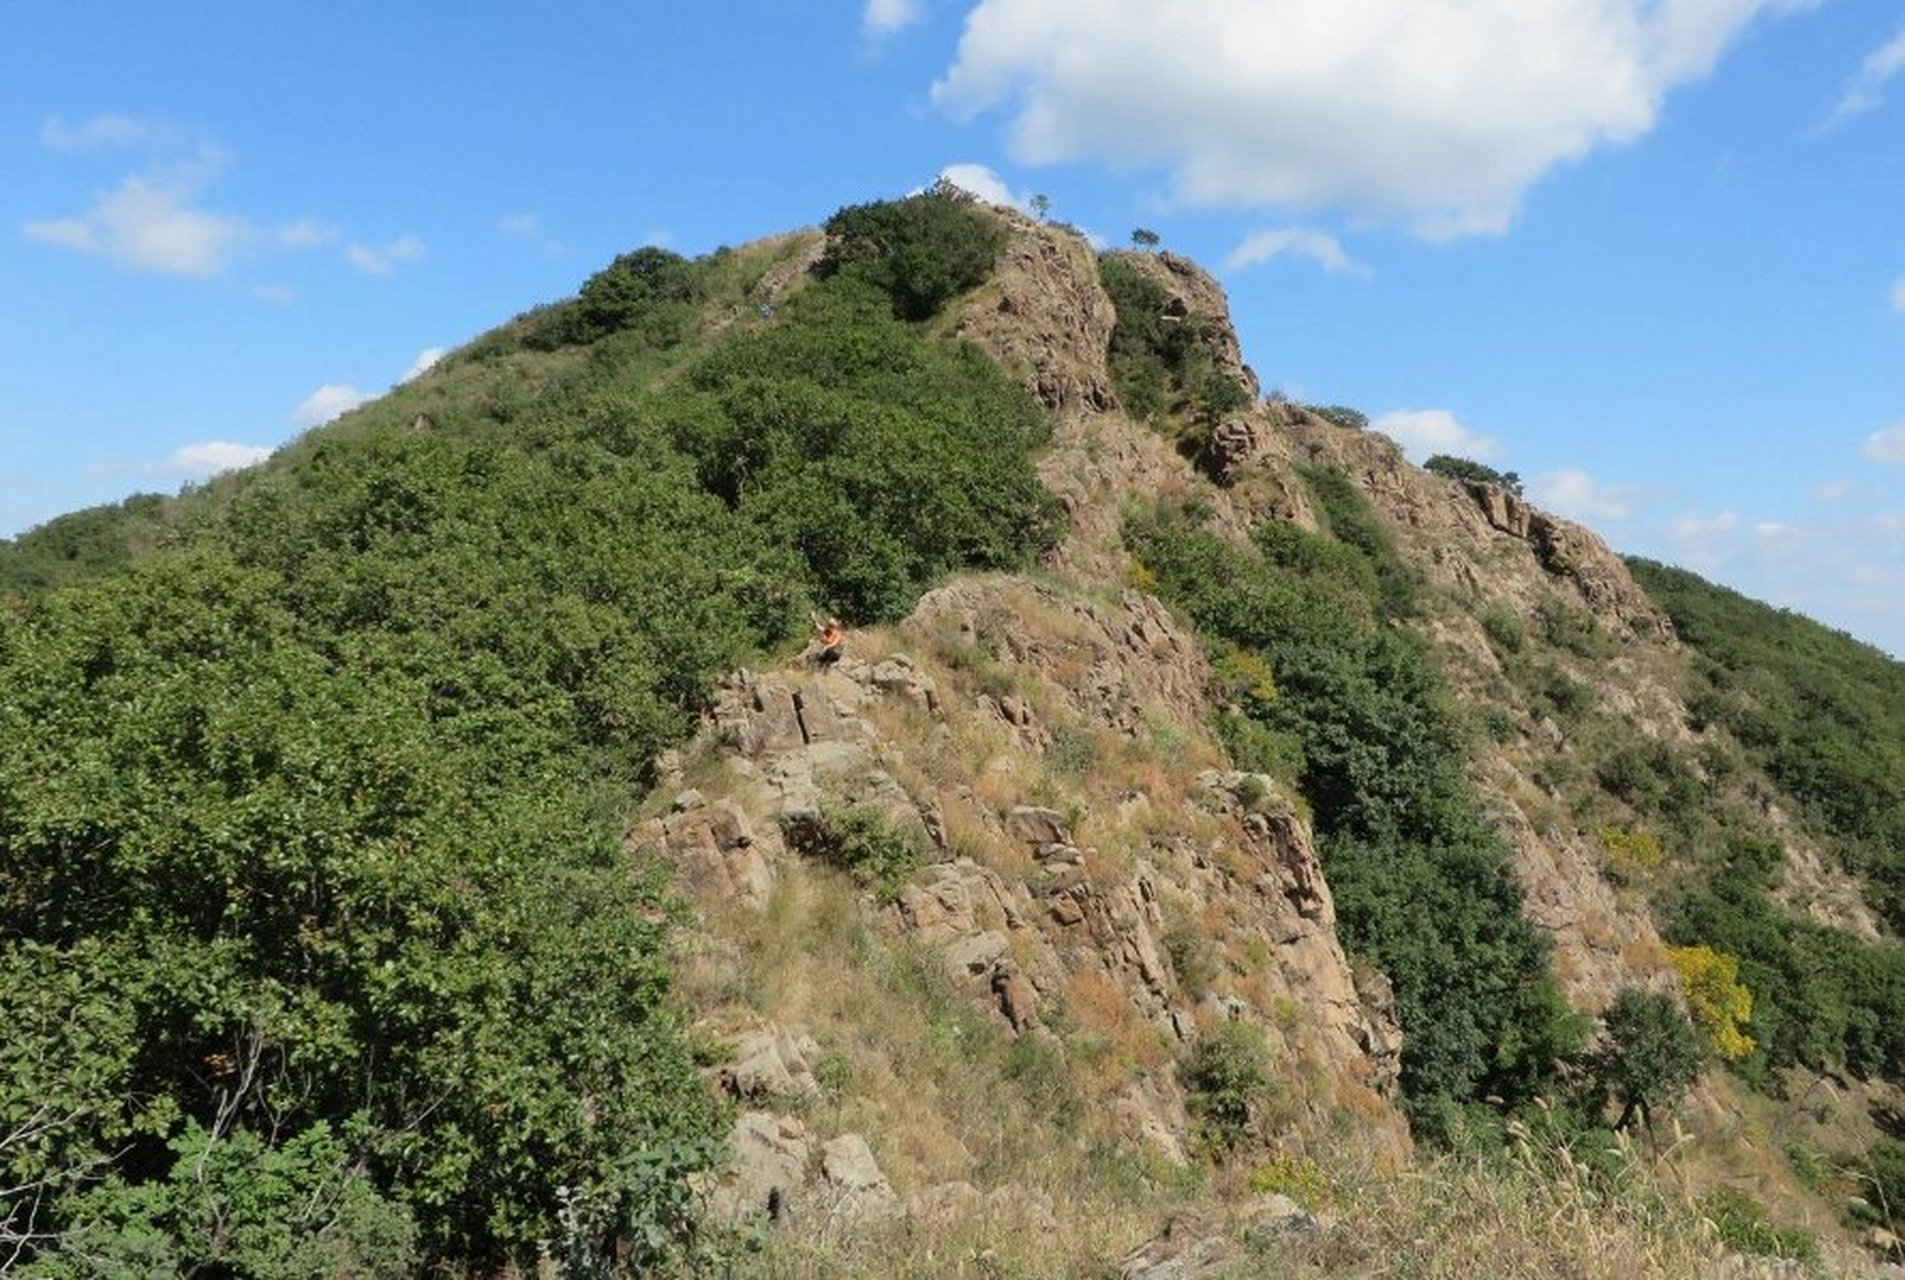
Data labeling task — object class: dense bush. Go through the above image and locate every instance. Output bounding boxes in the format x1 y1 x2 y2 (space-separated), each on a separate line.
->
819 184 1007 321
1591 988 1702 1131
1097 253 1253 468
783 805 925 904
1423 454 1523 496
1629 557 1905 931
0 491 171 595
1 229 1055 1271
1664 840 1905 1079
1306 404 1368 431
571 245 705 345
1127 497 1577 1131
1182 1022 1273 1156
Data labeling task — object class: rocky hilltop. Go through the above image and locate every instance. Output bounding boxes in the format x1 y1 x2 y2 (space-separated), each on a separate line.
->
8 194 1902 1279
632 209 1903 1277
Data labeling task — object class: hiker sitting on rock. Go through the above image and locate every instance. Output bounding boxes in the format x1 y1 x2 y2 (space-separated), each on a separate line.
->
813 616 845 667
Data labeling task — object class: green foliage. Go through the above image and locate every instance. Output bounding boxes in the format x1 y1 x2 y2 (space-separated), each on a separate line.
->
1297 465 1418 617
1629 557 1905 932
1591 988 1702 1131
783 805 925 904
819 185 1007 321
1125 502 1575 1130
1856 1138 1905 1236
1306 404 1368 431
674 278 1060 621
1182 1022 1272 1156
0 492 171 595
1481 604 1525 653
1 232 1054 1271
572 245 704 345
1697 1187 1821 1264
1423 454 1523 496
1130 227 1160 249
1096 253 1252 471
1596 740 1702 820
1534 595 1616 659
1530 662 1595 723
1663 843 1905 1078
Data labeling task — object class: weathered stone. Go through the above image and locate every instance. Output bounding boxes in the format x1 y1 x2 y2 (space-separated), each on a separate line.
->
944 929 1009 976
820 1133 899 1221
709 1111 812 1226
1006 805 1069 847
721 1024 824 1102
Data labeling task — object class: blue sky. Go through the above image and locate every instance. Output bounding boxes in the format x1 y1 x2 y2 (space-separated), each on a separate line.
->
6 1 1905 653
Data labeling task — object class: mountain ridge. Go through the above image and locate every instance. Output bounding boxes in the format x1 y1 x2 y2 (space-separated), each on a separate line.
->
4 192 1905 1277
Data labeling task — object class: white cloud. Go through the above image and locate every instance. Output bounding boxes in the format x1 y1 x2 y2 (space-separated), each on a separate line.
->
168 441 272 477
498 212 542 235
865 0 924 35
1666 511 1742 575
1671 512 1739 540
1370 409 1497 464
1224 227 1369 276
275 218 338 249
932 0 1814 237
1529 467 1636 522
403 347 446 382
23 158 249 277
253 283 298 305
1862 422 1905 464
41 113 160 151
293 384 370 429
936 162 1027 210
1834 28 1905 121
345 235 426 276
24 145 335 278
1892 276 1905 311
1813 479 1854 501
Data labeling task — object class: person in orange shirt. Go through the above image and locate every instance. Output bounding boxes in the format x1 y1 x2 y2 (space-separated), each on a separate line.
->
815 616 845 666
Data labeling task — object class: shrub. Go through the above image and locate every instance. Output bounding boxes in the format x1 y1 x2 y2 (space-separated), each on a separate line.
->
1126 503 1576 1127
572 246 704 344
1307 404 1368 431
1182 1022 1273 1156
1482 604 1526 652
1424 454 1523 496
1598 827 1664 885
1097 254 1253 471
1669 945 1756 1062
819 186 1007 321
784 805 925 904
1591 988 1702 1131
1697 1187 1820 1264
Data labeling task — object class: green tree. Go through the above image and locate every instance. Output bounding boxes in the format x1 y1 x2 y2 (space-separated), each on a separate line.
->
1592 988 1702 1132
1423 454 1523 496
1131 227 1161 249
819 190 1007 321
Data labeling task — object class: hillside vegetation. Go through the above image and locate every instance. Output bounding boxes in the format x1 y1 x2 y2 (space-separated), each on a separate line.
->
5 191 1904 1277
0 189 1053 1275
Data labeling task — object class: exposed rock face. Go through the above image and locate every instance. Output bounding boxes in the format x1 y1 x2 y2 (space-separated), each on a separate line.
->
953 210 1118 415
637 572 1409 1163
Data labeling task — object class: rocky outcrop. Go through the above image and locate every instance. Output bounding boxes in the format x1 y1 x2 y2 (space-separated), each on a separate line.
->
953 212 1118 415
1103 250 1261 402
639 572 1409 1168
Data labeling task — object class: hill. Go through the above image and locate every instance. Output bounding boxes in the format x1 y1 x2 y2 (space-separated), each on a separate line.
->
4 189 1903 1277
